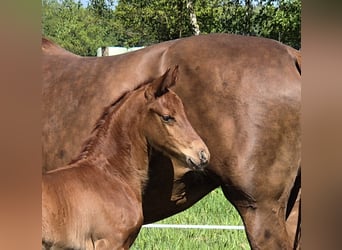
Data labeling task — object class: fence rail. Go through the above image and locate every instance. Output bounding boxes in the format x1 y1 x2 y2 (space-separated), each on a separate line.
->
142 224 245 230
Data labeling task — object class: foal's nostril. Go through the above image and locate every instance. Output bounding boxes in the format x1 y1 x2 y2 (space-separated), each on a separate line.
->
199 150 208 164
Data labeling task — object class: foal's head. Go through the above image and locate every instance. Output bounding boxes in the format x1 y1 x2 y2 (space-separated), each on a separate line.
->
142 66 210 170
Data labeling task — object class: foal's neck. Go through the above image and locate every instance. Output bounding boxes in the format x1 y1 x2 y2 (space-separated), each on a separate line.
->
77 89 149 192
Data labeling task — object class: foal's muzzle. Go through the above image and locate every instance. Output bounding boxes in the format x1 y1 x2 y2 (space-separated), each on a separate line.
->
186 150 209 170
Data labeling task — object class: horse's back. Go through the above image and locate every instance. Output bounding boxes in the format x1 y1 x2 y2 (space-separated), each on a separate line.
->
164 34 301 111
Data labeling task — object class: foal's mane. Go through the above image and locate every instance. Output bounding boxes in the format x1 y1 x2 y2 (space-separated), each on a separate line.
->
69 81 150 164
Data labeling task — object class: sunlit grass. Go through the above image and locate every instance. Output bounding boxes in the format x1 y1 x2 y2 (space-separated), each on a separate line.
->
131 189 250 249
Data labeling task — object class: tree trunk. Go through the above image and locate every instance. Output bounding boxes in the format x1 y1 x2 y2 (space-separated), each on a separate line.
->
186 0 200 35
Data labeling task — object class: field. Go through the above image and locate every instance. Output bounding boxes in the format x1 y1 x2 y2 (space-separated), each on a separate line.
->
131 188 250 249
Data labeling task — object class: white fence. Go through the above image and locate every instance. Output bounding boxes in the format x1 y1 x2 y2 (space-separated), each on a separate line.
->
143 224 245 230
96 46 144 57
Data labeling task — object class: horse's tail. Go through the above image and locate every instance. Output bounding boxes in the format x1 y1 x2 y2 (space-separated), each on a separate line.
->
286 167 301 249
294 194 301 250
287 46 301 76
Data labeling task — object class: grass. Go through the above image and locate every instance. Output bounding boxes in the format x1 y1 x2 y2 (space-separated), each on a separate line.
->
131 188 250 249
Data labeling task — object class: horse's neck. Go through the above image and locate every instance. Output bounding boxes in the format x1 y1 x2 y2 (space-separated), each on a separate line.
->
85 90 149 191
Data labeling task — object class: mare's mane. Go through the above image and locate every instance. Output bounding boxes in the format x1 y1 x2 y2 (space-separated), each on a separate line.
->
42 37 78 56
69 81 150 164
42 37 56 49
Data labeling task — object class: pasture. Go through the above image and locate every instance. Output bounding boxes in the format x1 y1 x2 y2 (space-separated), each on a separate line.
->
132 189 250 249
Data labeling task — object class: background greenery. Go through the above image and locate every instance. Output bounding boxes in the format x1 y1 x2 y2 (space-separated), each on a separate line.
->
131 189 250 249
42 0 301 56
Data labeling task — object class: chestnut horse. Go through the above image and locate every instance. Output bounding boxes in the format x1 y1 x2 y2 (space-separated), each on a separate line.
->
42 33 301 249
42 67 210 249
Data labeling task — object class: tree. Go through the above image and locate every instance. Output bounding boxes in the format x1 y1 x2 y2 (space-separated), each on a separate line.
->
113 0 300 48
113 0 197 47
42 0 121 55
187 0 200 35
42 0 301 55
88 0 115 18
252 0 300 48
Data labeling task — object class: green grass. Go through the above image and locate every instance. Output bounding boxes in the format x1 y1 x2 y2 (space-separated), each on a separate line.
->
131 188 250 249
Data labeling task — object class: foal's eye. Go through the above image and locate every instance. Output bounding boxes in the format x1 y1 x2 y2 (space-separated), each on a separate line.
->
161 115 175 123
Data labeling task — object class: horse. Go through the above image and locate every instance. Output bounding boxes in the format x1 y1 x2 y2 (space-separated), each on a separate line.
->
42 33 301 249
42 66 210 250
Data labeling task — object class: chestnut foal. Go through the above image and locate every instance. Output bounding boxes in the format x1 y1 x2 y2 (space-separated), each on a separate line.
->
42 66 209 250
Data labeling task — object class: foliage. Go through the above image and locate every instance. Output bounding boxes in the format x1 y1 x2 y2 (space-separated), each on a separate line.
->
253 0 301 48
42 0 119 55
42 0 301 55
113 0 195 47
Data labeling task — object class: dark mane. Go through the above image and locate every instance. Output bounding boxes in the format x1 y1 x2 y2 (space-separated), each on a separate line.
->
42 37 78 56
69 81 150 164
42 37 56 49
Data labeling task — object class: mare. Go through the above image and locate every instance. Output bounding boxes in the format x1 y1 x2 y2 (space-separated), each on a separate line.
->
42 66 210 250
42 33 301 249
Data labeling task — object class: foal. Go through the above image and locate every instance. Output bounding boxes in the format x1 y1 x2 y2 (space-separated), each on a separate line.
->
42 66 210 250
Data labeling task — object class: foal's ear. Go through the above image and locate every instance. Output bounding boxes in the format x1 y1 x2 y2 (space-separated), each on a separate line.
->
145 65 179 100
